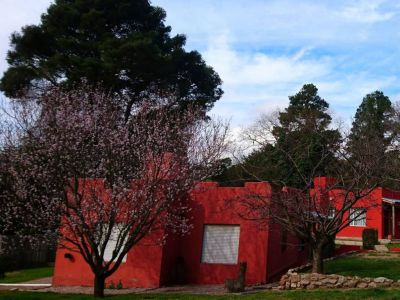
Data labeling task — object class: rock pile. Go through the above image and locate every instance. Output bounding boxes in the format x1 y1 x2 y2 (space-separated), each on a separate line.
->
280 273 400 290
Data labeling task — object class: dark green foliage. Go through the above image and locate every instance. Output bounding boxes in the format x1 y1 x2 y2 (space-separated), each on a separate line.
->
0 0 222 118
347 91 400 188
210 158 246 186
348 91 393 150
362 228 378 250
242 84 340 188
116 280 123 290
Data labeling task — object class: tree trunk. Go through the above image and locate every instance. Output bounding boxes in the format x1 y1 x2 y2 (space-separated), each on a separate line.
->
311 243 324 273
93 273 105 298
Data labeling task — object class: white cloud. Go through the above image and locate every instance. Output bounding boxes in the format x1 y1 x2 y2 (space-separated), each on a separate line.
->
341 0 395 23
203 33 400 129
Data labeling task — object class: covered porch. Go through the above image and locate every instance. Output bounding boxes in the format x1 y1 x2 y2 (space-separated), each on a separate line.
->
382 197 400 240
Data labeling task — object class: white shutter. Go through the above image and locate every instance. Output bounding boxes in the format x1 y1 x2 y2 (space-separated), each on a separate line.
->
201 225 240 264
103 226 127 263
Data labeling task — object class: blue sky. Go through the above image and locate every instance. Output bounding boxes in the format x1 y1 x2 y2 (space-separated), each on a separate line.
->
1 0 400 130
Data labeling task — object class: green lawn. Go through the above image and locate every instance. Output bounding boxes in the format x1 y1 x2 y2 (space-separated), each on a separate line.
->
2 289 400 300
324 254 400 279
0 267 53 283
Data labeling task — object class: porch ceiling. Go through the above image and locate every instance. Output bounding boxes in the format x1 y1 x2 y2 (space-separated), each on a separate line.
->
382 197 400 205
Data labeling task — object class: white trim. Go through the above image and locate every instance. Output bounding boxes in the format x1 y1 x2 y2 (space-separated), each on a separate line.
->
382 197 400 204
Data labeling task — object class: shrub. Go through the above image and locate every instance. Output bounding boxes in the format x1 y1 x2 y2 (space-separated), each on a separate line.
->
322 238 336 258
362 228 378 250
116 280 123 290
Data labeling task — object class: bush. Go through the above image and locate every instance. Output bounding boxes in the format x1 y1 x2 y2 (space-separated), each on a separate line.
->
362 228 378 250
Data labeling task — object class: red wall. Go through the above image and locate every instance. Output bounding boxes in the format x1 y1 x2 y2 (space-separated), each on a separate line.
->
53 232 166 288
266 222 308 281
176 182 270 285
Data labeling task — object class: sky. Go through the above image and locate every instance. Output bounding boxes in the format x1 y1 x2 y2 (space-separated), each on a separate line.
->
1 0 400 131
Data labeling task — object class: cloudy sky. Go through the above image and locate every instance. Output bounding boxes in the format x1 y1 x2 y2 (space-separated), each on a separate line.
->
1 0 400 129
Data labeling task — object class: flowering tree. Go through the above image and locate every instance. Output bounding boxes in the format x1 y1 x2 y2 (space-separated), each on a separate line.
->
0 86 228 297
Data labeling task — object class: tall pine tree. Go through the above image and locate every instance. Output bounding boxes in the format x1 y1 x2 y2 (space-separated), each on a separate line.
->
347 91 397 186
242 84 340 188
348 91 393 155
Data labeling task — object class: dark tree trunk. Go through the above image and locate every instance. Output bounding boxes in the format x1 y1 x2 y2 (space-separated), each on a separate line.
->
94 273 105 298
311 243 324 273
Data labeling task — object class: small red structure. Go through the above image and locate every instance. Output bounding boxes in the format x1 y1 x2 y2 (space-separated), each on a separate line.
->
53 181 308 288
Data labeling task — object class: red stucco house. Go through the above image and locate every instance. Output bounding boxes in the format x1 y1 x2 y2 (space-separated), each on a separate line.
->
53 181 308 288
53 176 400 288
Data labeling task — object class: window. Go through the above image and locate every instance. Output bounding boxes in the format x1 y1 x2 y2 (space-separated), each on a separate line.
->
328 208 336 219
101 225 127 263
201 225 240 264
349 208 367 227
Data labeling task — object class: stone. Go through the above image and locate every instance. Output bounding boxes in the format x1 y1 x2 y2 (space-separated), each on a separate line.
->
337 275 346 285
368 282 377 288
321 278 338 285
356 282 368 288
291 274 300 283
393 281 400 288
310 273 318 281
290 282 297 288
374 277 387 283
279 278 286 287
301 274 311 280
344 280 358 288
300 279 310 285
386 279 394 284
334 282 343 288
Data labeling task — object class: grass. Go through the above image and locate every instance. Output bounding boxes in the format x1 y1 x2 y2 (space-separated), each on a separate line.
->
3 289 400 300
0 267 53 283
324 254 400 279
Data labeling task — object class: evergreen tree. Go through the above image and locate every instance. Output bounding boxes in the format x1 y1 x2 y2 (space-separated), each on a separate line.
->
0 0 222 119
347 91 398 187
348 91 393 155
243 84 340 188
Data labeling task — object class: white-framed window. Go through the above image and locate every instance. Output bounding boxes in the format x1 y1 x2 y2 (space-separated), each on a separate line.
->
201 225 240 264
349 208 367 227
328 208 336 219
